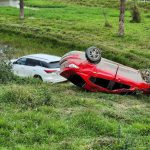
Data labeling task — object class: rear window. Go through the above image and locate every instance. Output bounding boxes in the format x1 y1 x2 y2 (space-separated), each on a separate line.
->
41 61 60 68
49 61 60 68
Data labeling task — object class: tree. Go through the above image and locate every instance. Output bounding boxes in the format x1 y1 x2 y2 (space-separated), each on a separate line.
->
20 0 24 19
118 0 126 36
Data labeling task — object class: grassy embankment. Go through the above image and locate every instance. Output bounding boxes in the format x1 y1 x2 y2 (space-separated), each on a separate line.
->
24 0 150 9
0 0 150 149
0 1 150 68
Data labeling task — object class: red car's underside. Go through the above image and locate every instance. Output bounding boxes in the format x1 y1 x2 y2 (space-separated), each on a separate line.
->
60 51 150 94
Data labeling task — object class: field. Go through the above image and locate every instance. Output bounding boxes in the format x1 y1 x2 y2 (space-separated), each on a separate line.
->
0 0 150 149
0 1 150 68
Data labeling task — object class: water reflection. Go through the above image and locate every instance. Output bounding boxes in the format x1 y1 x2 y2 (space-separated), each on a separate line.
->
0 0 19 7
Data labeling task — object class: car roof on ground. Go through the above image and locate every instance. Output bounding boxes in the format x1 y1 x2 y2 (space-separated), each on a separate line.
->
22 54 61 62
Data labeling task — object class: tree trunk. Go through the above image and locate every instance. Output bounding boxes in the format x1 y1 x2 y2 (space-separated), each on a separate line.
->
20 0 24 19
118 0 126 36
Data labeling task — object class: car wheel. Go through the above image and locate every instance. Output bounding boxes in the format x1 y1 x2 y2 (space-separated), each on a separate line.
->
34 75 43 81
141 69 150 83
85 46 102 64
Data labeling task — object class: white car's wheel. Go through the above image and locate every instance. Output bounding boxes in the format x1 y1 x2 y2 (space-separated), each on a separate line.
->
34 75 43 81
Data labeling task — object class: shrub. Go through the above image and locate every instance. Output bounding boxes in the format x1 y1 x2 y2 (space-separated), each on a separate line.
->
0 46 15 84
130 5 141 23
0 85 55 108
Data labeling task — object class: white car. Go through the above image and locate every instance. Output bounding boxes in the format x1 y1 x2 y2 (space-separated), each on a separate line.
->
11 54 67 83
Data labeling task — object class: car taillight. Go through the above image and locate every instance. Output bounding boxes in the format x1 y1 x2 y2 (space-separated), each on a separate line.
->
44 70 57 73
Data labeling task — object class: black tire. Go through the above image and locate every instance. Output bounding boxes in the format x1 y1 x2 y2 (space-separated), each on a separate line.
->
141 69 150 83
85 46 102 64
34 75 43 81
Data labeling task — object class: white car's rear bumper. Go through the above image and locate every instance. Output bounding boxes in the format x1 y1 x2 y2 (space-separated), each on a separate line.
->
43 73 67 83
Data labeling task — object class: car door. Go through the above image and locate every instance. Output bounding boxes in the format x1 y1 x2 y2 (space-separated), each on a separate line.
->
25 58 42 77
12 57 27 77
110 65 138 92
116 65 139 83
95 58 119 80
89 58 119 92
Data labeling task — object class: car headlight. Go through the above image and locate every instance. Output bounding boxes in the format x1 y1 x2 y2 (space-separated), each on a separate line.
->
68 64 79 69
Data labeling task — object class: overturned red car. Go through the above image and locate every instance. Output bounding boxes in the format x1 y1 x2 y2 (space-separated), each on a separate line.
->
60 46 150 94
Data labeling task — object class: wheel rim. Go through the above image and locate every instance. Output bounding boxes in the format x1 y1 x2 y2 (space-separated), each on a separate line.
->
141 70 150 83
89 48 100 59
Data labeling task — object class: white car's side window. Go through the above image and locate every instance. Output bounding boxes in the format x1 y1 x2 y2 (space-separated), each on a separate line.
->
40 61 49 68
26 59 41 67
16 58 27 65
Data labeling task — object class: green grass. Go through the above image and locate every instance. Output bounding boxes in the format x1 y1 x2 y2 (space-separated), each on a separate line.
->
24 0 150 9
24 0 119 8
0 82 150 149
0 0 150 149
0 5 150 68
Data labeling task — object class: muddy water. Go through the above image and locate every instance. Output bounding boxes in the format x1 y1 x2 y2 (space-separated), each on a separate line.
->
0 0 19 7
